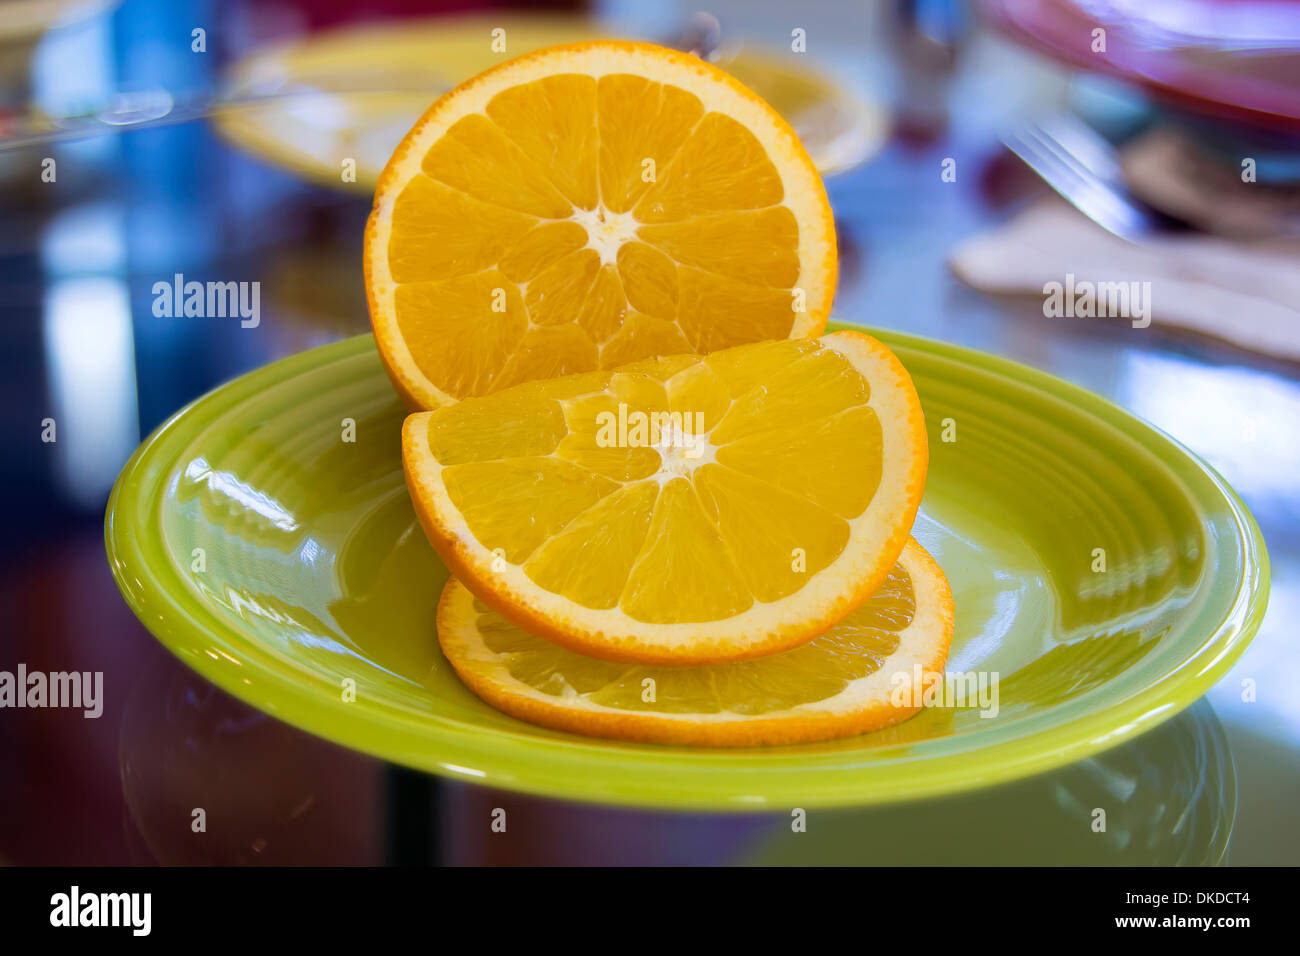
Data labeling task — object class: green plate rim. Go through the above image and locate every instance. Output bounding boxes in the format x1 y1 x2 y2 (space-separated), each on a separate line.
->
105 327 1270 810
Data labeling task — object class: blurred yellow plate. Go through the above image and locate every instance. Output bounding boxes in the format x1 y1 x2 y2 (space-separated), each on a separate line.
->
212 14 886 190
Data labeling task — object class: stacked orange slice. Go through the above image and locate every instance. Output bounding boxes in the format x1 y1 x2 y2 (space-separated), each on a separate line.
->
436 540 952 747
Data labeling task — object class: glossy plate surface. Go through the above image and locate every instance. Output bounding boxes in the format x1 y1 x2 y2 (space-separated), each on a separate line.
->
105 325 1268 809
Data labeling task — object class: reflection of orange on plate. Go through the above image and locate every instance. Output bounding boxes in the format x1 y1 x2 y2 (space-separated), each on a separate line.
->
364 40 838 408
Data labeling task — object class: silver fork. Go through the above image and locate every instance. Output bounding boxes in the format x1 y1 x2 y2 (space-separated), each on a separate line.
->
1003 113 1192 241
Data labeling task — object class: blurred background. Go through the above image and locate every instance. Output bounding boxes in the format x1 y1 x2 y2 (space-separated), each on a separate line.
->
1 0 1298 864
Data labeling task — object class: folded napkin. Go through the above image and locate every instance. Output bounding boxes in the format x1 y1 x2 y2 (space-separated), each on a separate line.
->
950 199 1300 361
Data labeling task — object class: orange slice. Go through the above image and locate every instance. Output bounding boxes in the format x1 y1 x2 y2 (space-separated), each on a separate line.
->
403 330 928 664
436 539 954 747
364 41 837 409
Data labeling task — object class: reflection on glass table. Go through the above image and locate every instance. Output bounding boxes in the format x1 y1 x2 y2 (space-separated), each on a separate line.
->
118 651 1234 865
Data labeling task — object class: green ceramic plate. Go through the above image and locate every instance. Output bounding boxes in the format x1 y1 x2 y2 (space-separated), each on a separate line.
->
105 324 1268 810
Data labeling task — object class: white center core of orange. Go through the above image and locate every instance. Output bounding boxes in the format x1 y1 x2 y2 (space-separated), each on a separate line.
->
654 422 715 482
572 205 640 266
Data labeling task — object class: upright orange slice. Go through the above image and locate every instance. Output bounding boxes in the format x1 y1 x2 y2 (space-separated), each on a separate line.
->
403 331 928 664
365 41 837 409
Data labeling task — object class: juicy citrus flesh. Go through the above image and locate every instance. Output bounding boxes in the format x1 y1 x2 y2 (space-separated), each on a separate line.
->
365 41 837 409
481 566 913 713
436 539 954 747
403 330 928 664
